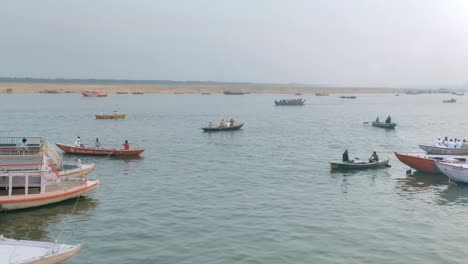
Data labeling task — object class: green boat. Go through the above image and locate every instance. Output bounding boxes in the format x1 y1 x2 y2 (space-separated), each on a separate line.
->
372 121 397 129
330 158 390 170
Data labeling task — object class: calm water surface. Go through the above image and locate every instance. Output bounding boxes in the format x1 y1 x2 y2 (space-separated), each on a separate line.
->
1 93 468 263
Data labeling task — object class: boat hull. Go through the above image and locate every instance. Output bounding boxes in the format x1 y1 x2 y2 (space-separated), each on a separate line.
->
202 123 244 132
59 163 96 177
394 152 440 173
95 114 126 119
274 101 305 106
435 162 468 183
419 145 468 155
56 143 144 156
330 158 389 170
0 180 99 211
0 238 82 264
372 122 397 129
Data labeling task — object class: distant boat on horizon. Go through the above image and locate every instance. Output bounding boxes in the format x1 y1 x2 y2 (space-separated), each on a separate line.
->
224 91 249 95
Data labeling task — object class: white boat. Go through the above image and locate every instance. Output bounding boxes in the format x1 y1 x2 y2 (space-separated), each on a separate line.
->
0 235 81 264
435 162 468 183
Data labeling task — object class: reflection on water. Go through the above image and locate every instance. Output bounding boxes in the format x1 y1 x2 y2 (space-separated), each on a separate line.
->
0 196 97 240
398 172 449 191
437 183 468 206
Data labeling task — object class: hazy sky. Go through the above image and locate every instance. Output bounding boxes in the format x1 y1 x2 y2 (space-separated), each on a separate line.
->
1 0 468 87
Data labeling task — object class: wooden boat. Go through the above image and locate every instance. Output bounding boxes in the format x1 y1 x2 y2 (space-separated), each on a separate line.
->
371 121 397 129
202 123 244 132
394 152 468 174
435 162 468 183
95 114 126 119
81 90 107 97
224 91 248 95
56 143 145 156
340 96 357 99
419 144 468 155
330 158 390 170
116 92 129 94
443 98 456 103
0 236 82 263
274 99 305 106
132 92 144 94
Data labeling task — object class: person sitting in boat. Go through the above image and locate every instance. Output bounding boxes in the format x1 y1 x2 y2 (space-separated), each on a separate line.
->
114 110 118 115
219 119 225 128
16 138 28 150
230 118 235 126
375 117 380 123
462 139 468 148
208 122 213 127
123 140 130 150
225 120 231 127
447 139 456 148
385 116 391 124
75 136 83 147
432 137 442 147
95 138 101 148
456 139 462 149
342 149 349 162
441 136 448 147
368 151 379 163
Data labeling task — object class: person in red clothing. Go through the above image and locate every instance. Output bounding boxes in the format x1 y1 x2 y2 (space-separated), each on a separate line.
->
123 140 130 150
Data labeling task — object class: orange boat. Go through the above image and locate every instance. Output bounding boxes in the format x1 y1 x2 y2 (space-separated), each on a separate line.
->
394 152 468 174
56 143 144 156
81 90 108 97
95 114 126 119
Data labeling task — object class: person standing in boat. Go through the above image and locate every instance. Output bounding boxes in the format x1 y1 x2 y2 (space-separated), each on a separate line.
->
342 150 349 162
123 140 130 150
368 151 379 163
385 116 391 124
95 138 101 148
230 118 235 126
219 119 225 128
375 117 380 123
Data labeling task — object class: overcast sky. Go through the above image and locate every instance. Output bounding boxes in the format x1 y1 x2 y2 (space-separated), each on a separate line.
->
1 0 468 87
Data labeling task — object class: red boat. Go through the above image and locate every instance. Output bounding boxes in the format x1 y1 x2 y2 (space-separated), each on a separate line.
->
394 152 467 174
55 143 144 156
81 90 108 97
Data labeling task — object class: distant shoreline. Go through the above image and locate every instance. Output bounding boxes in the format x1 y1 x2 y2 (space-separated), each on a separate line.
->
0 83 403 94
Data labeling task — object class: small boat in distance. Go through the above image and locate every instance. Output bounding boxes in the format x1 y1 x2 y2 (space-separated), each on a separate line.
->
0 236 82 263
274 98 305 106
339 96 357 99
201 92 211 95
315 92 329 96
224 91 248 95
81 90 107 97
443 98 456 103
371 121 397 129
56 143 145 156
330 158 390 170
452 92 464 96
295 93 302 95
116 92 129 94
202 123 244 132
95 113 126 119
132 92 144 94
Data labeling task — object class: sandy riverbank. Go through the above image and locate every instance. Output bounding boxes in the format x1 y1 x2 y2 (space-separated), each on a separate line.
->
0 83 402 94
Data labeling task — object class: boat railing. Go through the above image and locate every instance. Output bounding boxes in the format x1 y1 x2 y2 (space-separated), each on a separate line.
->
0 170 48 196
0 137 43 156
40 140 63 170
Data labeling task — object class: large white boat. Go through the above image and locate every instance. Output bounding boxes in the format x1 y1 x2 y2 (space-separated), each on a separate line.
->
0 235 81 263
0 137 99 211
435 162 468 183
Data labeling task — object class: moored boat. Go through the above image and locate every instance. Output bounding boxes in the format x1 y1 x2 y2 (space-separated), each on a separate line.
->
330 158 390 170
339 96 357 99
0 235 82 263
274 99 305 106
81 90 107 97
393 152 468 174
419 145 468 155
371 121 397 129
224 91 248 95
55 143 145 156
443 98 456 103
132 92 144 94
202 123 244 132
95 114 126 119
435 162 468 183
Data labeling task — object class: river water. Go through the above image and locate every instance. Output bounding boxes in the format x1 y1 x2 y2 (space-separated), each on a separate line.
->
1 92 468 263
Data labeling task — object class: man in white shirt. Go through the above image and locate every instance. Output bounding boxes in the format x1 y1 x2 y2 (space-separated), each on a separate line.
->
75 137 82 147
456 140 462 149
447 139 456 148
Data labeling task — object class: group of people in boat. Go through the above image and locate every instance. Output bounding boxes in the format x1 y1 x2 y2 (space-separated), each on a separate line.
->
342 150 379 163
375 116 392 123
75 136 130 150
208 118 236 128
432 137 468 149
